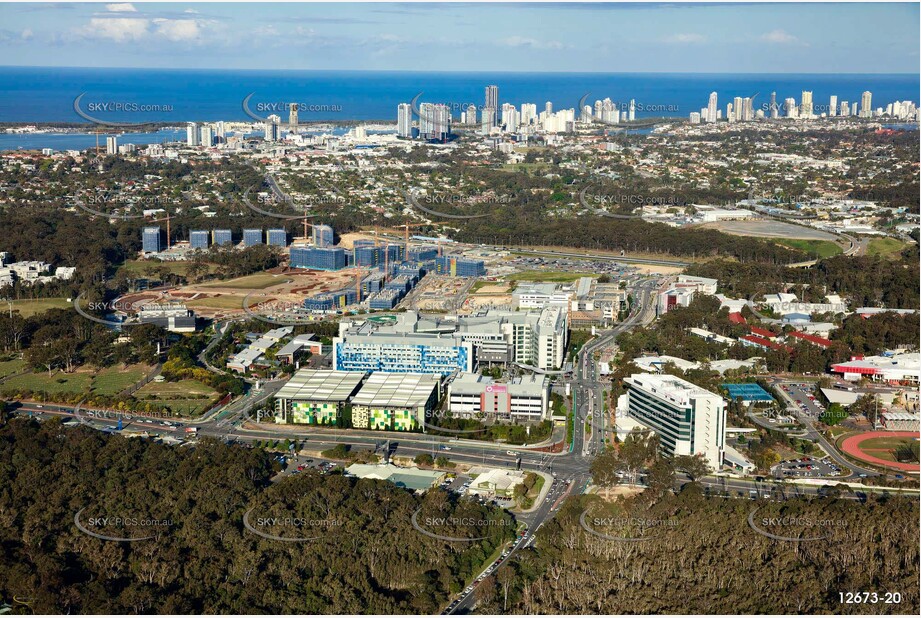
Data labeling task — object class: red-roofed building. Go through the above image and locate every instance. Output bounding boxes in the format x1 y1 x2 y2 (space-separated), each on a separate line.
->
740 335 790 352
728 312 746 324
749 326 778 339
788 331 834 349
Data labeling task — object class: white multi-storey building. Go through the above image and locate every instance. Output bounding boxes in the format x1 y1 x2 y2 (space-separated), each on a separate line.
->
624 373 727 470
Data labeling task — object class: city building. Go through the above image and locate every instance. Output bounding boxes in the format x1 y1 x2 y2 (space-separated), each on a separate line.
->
142 227 161 253
186 122 200 146
267 228 287 247
212 229 233 246
860 91 873 118
624 373 726 469
312 223 334 248
242 228 263 247
290 246 347 271
189 230 210 249
831 352 920 385
447 373 550 422
136 303 197 332
397 103 413 138
274 369 364 425
105 136 118 155
350 372 440 431
435 255 485 277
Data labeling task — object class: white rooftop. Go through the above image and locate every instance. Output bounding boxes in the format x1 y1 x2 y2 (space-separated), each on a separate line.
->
275 369 364 402
352 372 440 408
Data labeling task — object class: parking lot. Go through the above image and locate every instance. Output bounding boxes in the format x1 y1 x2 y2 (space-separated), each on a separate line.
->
780 382 827 418
773 455 843 479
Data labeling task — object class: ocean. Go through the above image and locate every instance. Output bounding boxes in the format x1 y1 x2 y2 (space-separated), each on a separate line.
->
0 66 917 151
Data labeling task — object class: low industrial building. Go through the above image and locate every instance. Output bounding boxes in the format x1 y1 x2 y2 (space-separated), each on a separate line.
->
274 369 365 425
345 463 444 491
350 372 441 431
447 373 550 422
831 351 920 385
137 303 198 332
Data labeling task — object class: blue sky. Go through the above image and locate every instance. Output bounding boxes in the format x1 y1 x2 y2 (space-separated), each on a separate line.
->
0 2 918 73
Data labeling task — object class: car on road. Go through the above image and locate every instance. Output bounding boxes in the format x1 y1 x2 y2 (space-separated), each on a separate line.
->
506 450 516 456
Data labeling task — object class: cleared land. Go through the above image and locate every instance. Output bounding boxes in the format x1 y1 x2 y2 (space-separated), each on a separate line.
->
507 270 594 283
0 358 27 380
117 259 215 277
774 238 843 259
134 379 219 416
201 273 291 290
9 298 72 317
866 237 908 258
0 364 150 396
698 220 839 241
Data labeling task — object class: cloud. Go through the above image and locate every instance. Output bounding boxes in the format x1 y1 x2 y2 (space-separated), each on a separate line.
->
501 36 564 50
152 18 202 42
78 17 149 42
21 28 33 40
660 33 707 44
106 3 137 12
760 29 799 44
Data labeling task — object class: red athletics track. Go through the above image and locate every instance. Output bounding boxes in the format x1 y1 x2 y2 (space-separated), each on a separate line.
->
840 431 920 473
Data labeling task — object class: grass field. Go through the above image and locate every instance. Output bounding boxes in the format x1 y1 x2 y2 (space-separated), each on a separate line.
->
507 270 594 283
0 358 27 380
0 364 151 396
134 379 219 415
201 272 290 289
866 237 907 259
8 298 72 317
117 259 210 277
186 295 248 310
774 238 843 259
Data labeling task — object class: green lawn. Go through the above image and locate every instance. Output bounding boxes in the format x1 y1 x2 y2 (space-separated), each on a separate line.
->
118 259 205 277
134 379 219 415
201 272 290 289
775 239 843 259
0 358 27 380
507 270 594 283
8 298 72 317
2 371 94 394
0 364 152 396
186 295 249 310
866 237 907 259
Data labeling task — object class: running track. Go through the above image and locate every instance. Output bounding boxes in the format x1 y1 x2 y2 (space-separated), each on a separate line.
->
840 431 920 473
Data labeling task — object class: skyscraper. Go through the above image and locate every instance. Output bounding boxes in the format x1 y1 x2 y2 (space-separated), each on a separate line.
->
465 104 477 125
860 91 873 118
106 136 118 155
397 103 413 137
785 98 798 118
829 95 838 117
142 227 161 253
186 122 200 146
312 224 334 248
733 96 742 121
200 125 214 147
707 92 718 123
628 99 636 122
485 85 499 113
289 102 299 127
770 92 778 119
800 91 813 119
521 103 537 125
840 101 849 116
726 103 734 123
265 115 280 141
544 101 553 114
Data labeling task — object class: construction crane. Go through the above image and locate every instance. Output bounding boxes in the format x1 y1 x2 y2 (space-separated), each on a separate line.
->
146 212 173 250
398 221 429 260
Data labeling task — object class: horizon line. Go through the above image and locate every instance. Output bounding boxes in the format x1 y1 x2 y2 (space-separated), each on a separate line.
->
0 65 917 77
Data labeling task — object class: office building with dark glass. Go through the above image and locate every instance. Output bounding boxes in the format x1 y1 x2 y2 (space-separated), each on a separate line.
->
190 230 210 249
142 227 161 253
